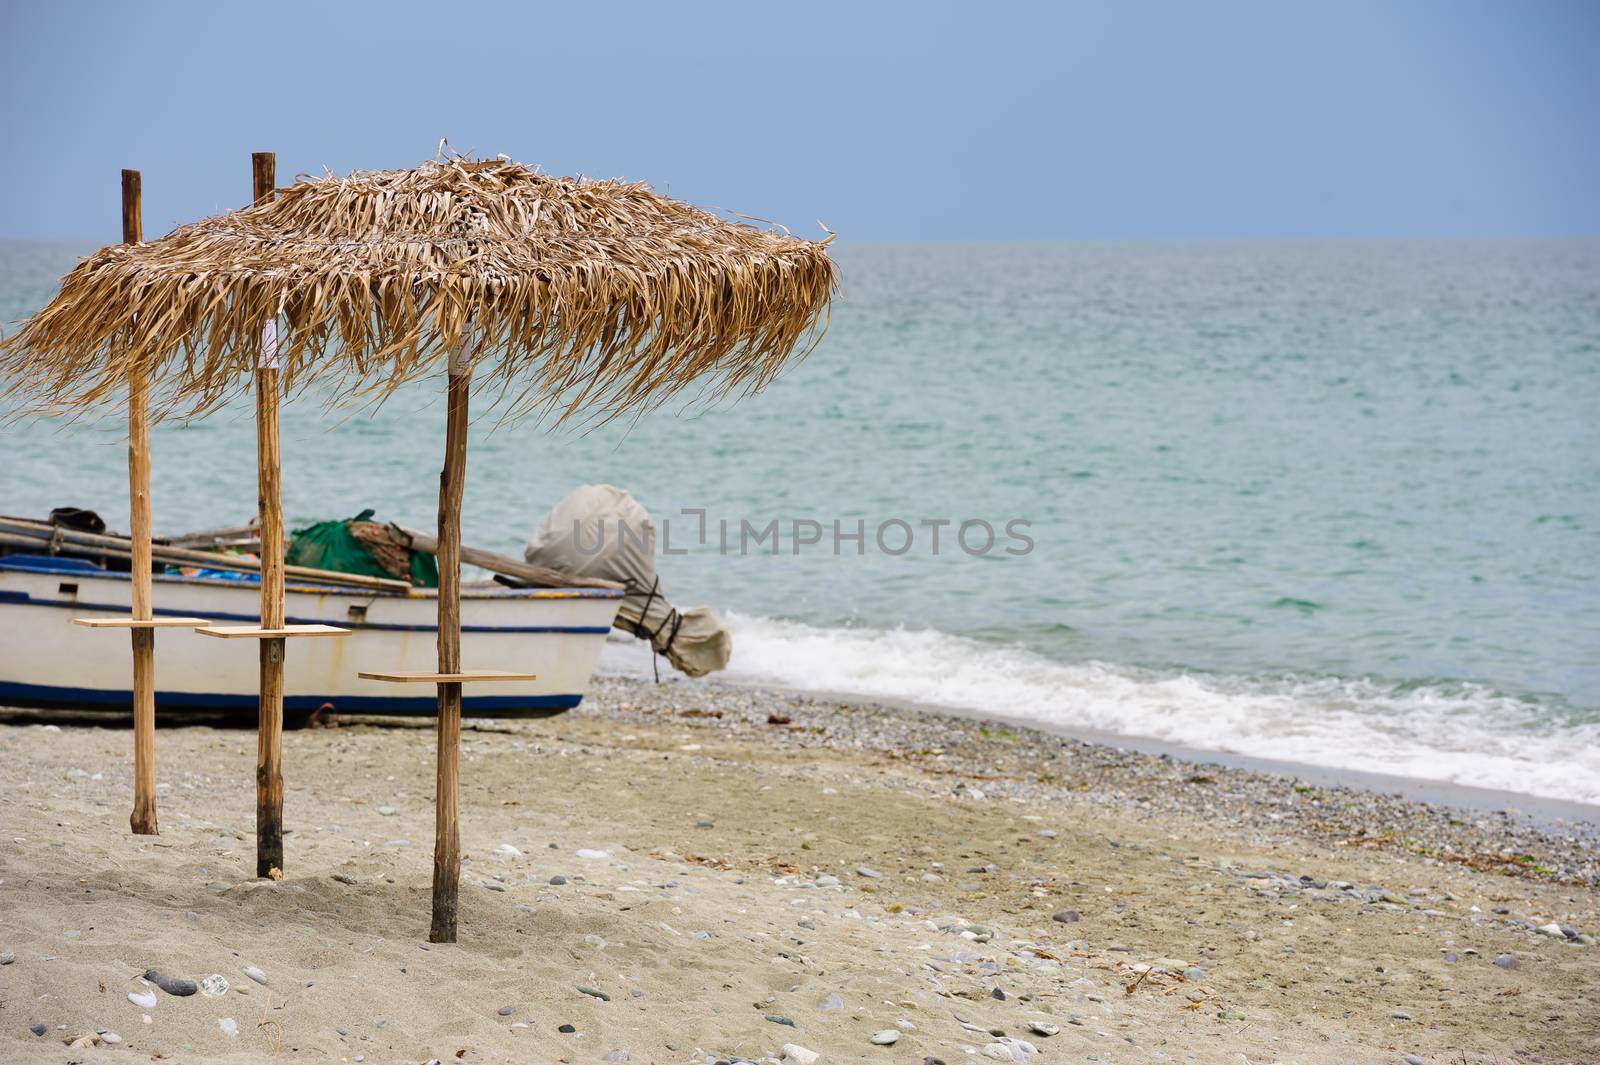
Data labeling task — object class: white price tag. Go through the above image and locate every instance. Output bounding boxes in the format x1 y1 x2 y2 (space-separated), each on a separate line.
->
259 320 280 370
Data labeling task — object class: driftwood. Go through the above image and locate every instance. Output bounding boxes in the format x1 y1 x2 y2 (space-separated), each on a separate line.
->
390 525 623 592
0 516 409 594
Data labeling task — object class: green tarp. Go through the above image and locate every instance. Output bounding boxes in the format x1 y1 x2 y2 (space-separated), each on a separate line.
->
286 508 438 587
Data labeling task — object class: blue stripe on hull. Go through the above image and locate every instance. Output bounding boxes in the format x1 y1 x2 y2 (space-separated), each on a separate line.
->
0 681 581 717
11 595 612 635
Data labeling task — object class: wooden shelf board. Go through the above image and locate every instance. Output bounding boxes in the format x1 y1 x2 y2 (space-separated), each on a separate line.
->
72 616 214 629
196 624 351 639
357 669 538 684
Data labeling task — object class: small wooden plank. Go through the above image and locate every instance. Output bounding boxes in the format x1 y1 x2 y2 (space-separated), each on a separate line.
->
358 669 538 683
73 616 214 628
196 624 350 639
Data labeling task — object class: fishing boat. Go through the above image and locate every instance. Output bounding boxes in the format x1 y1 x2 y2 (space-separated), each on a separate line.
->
0 554 624 718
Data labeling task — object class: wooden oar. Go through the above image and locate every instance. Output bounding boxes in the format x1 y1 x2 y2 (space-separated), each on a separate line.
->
0 516 411 594
390 525 623 591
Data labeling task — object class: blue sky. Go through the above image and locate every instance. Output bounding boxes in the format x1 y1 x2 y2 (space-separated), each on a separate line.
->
1 0 1595 241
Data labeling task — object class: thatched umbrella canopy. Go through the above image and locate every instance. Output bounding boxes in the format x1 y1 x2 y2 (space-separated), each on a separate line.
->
3 154 835 423
2 151 835 943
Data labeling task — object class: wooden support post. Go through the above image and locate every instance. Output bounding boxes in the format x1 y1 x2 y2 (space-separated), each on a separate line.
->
430 357 472 943
123 168 159 837
251 151 286 880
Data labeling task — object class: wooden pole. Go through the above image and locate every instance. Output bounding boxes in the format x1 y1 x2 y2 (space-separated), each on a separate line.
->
429 356 471 943
122 169 159 837
251 151 286 880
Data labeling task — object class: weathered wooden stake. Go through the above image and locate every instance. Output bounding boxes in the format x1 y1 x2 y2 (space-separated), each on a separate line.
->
123 168 159 837
251 151 286 880
429 358 472 942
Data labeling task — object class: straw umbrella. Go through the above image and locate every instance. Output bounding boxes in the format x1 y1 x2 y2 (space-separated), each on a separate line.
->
1 150 835 941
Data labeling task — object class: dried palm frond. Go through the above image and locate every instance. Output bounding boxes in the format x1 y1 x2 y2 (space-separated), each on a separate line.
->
1 155 836 425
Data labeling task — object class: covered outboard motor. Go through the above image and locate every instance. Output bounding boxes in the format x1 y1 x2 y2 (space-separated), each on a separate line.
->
526 485 731 677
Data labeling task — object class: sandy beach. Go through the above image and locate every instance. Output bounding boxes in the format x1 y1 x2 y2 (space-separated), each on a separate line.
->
2 677 1596 1065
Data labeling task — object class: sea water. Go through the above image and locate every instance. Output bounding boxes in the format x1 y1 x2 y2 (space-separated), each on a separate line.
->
2 238 1597 803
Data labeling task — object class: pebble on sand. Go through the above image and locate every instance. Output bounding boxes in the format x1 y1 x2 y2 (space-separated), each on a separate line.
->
144 969 197 996
243 964 268 986
218 1017 238 1037
127 990 157 1010
200 973 229 997
782 1044 820 1065
870 1029 900 1045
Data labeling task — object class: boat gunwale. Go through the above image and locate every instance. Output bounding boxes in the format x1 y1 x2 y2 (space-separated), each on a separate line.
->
0 555 625 599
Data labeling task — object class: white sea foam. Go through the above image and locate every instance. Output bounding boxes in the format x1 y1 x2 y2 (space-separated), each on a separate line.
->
601 612 1600 807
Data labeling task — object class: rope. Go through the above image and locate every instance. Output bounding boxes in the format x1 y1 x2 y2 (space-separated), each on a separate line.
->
627 574 685 685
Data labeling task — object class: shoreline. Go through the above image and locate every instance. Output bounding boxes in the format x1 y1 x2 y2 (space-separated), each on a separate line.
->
597 645 1600 832
796 682 1600 831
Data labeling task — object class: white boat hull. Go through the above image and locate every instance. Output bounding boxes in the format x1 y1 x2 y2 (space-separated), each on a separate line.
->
0 555 623 717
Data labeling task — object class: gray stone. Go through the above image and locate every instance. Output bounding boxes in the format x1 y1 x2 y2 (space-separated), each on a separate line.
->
145 969 196 996
577 985 610 1001
766 1014 796 1027
1494 953 1517 970
29 1023 46 1036
0 951 14 965
1391 1010 1412 1020
857 865 883 878
498 1006 515 1016
1051 910 1079 924
870 1029 900 1044
243 965 267 986
549 875 568 885
1184 966 1205 981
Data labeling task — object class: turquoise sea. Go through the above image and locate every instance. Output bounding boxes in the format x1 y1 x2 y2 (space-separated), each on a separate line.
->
3 238 1598 803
